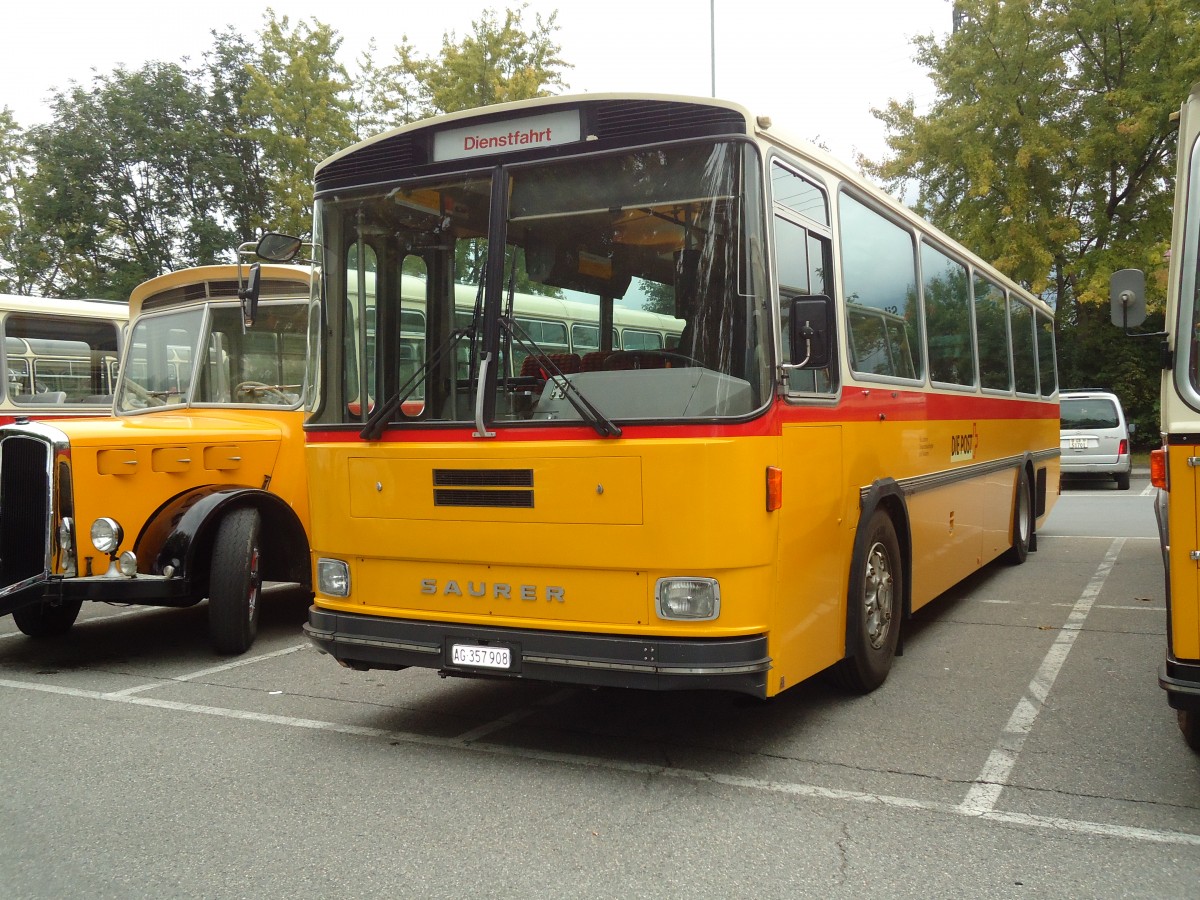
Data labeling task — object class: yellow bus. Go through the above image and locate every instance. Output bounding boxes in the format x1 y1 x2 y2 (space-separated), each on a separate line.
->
1112 81 1200 751
0 252 314 653
302 94 1060 698
1 294 126 424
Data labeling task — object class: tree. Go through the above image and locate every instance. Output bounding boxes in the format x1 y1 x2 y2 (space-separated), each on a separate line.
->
869 0 1200 443
0 107 56 295
26 62 232 299
374 3 570 122
241 10 356 238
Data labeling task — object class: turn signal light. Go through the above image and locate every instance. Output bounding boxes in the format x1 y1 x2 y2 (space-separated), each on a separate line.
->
766 466 783 511
1150 448 1166 490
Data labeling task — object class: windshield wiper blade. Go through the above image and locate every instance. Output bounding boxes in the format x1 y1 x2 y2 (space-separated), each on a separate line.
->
501 316 621 438
359 327 469 440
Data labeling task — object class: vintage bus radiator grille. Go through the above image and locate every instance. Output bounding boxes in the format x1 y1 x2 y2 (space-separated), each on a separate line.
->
0 435 50 589
433 468 534 508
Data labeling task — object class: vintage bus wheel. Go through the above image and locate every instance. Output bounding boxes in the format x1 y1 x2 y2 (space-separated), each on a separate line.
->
832 509 903 693
1004 467 1033 565
207 507 262 655
1180 710 1200 753
12 598 83 638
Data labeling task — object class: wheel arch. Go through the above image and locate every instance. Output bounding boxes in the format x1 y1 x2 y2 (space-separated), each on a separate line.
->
853 479 913 626
135 486 311 598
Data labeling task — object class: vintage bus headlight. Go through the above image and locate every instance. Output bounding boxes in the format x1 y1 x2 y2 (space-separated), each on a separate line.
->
656 577 720 621
318 558 350 597
118 551 138 577
90 517 124 554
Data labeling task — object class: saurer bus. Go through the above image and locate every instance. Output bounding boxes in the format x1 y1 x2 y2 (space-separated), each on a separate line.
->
300 94 1060 698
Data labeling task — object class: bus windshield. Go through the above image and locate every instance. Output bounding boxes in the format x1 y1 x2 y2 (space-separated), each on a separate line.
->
317 139 770 429
116 301 308 412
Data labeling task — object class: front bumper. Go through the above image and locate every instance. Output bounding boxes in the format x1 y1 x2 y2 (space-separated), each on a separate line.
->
1160 657 1200 712
0 572 194 617
304 606 772 697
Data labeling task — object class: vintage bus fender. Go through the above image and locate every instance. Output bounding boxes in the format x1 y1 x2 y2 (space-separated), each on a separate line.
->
135 486 311 601
850 479 914 648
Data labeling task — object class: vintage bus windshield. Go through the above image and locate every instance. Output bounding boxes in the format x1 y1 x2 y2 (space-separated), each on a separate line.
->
117 300 308 412
316 139 770 428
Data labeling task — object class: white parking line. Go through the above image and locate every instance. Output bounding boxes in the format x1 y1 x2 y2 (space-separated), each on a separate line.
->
958 537 1124 816
0 605 153 641
0 669 1196 847
103 643 308 697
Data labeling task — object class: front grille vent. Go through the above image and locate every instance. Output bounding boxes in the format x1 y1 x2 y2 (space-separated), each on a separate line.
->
433 468 534 508
592 99 747 141
0 435 51 589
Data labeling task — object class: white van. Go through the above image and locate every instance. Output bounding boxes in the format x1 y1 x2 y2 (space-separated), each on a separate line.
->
1059 389 1134 490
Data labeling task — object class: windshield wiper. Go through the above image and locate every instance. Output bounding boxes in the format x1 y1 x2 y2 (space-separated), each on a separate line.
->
500 316 621 438
359 327 470 440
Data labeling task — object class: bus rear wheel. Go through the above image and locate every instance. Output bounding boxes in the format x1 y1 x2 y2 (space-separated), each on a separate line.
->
208 507 262 655
832 509 903 693
1004 467 1033 565
12 598 83 638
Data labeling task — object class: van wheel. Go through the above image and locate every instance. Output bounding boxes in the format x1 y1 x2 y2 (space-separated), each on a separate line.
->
12 598 83 638
208 507 262 655
1115 471 1130 491
1004 467 1033 564
1180 710 1200 753
831 509 903 693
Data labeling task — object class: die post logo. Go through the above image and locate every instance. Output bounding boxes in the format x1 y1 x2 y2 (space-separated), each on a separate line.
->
951 422 979 462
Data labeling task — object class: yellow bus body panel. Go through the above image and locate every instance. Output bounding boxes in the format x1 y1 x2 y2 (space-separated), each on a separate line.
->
1168 445 1200 660
53 409 307 574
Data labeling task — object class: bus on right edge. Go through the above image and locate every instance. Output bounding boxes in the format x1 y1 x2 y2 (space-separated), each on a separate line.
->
1113 81 1200 752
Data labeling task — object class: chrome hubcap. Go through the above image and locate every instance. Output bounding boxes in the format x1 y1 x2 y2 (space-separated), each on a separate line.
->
863 540 893 649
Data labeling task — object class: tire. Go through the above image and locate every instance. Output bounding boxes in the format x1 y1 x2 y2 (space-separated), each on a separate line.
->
12 598 83 638
1180 709 1200 754
1003 467 1033 565
1115 470 1131 491
831 509 903 693
207 507 262 655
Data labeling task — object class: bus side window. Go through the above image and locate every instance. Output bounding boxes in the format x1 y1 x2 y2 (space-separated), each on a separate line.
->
776 214 834 393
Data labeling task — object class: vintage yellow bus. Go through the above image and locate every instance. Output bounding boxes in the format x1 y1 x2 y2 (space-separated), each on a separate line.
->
1112 81 1200 751
1 294 126 424
0 257 314 653
302 94 1060 698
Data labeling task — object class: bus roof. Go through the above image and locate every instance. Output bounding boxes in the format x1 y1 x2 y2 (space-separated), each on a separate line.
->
128 264 311 319
0 293 128 321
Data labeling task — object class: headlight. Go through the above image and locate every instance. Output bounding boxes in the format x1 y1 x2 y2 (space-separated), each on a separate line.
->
317 558 350 597
656 577 720 621
90 517 124 554
58 517 77 576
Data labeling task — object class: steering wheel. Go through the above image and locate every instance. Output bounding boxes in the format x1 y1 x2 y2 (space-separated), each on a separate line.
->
234 381 292 403
601 350 701 370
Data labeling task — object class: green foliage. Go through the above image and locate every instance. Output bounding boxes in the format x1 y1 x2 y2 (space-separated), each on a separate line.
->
371 3 570 123
0 4 562 300
241 11 357 238
869 0 1200 439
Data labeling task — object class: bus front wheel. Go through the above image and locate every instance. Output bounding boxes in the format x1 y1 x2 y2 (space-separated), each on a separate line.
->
207 507 262 655
832 509 903 693
1180 710 1200 753
12 598 83 638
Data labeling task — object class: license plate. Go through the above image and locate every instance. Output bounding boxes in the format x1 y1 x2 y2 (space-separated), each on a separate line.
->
1069 438 1088 450
451 643 512 670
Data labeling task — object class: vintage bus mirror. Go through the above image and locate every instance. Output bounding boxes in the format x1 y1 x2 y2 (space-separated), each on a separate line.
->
1110 268 1147 329
788 295 833 368
239 263 262 328
256 232 303 262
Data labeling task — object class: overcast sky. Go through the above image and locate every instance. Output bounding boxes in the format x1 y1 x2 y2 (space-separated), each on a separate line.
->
4 0 953 167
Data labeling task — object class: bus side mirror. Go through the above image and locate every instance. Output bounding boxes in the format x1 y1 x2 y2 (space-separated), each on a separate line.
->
1110 268 1147 329
256 232 303 262
789 295 833 369
240 263 261 327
